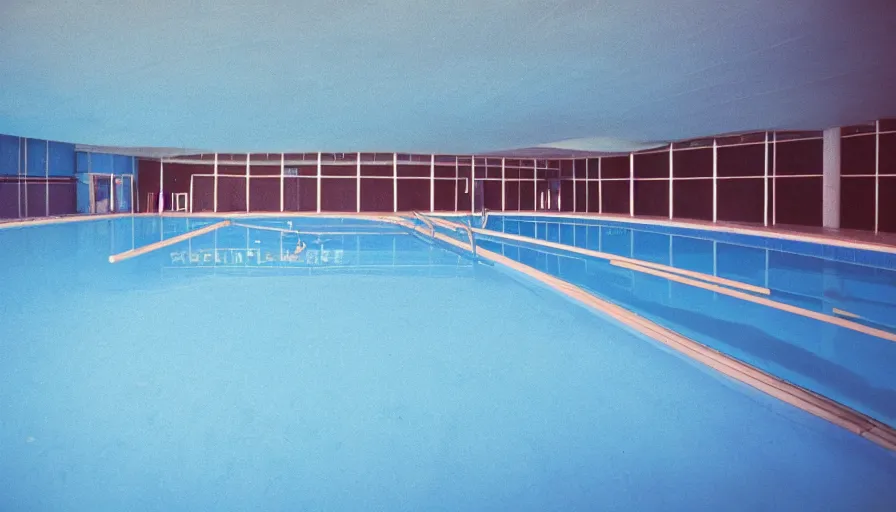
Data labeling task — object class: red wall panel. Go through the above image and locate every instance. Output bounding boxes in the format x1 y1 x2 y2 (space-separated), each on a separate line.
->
397 179 429 211
320 178 356 212
360 178 393 212
673 179 712 221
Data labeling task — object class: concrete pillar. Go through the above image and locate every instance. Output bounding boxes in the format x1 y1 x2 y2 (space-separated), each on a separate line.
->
822 127 841 229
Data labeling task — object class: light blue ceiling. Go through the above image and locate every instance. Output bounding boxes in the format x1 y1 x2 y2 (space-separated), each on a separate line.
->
1 0 894 155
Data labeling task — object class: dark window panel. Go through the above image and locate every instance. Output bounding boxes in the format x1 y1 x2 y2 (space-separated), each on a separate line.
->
433 179 456 211
880 133 896 175
397 164 429 178
774 139 823 176
717 144 764 177
878 177 896 233
320 178 356 212
137 159 161 212
774 177 822 226
47 181 77 216
162 163 214 195
717 178 764 224
587 181 600 212
456 177 471 212
360 178 393 212
360 164 393 177
218 164 246 176
633 151 668 179
587 158 601 179
673 148 712 178
879 119 896 132
574 159 587 179
191 175 215 212
320 164 356 177
216 176 247 212
434 165 455 178
0 181 19 218
558 180 575 212
840 177 875 231
633 179 668 217
248 176 280 211
519 180 535 210
601 180 630 214
504 181 520 211
601 156 630 179
842 134 876 176
574 180 588 212
283 177 316 212
249 163 280 176
482 180 502 210
673 179 712 221
25 183 47 217
504 167 519 179
560 160 574 178
842 124 876 136
397 179 429 211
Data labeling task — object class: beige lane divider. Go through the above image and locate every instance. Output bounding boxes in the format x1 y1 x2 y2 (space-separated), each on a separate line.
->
611 260 896 343
108 220 231 263
385 215 896 451
468 227 770 295
231 222 300 234
832 308 863 320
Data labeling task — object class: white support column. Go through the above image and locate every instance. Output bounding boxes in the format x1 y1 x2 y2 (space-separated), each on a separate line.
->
763 132 769 226
393 153 398 213
316 152 322 213
822 127 841 229
23 139 28 216
532 159 537 211
159 158 165 214
772 133 777 225
454 157 459 212
213 153 218 213
598 157 603 214
280 153 285 212
501 158 506 211
585 159 589 212
133 157 139 213
245 153 250 213
110 172 115 213
356 152 361 213
45 141 49 217
629 153 634 216
16 137 22 218
712 139 718 223
875 120 881 233
668 145 674 219
430 154 435 212
471 156 476 213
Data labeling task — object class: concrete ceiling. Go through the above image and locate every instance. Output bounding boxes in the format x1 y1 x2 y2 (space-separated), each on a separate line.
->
1 0 895 155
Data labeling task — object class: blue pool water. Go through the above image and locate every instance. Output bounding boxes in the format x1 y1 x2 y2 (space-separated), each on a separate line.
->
476 215 896 428
1 216 895 511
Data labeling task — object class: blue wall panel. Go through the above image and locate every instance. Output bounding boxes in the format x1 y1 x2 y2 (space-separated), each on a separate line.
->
76 152 90 174
0 134 20 176
113 155 133 175
48 141 76 176
89 153 114 174
25 138 48 176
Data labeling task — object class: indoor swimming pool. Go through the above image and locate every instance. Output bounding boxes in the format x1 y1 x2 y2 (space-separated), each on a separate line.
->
1 215 895 511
